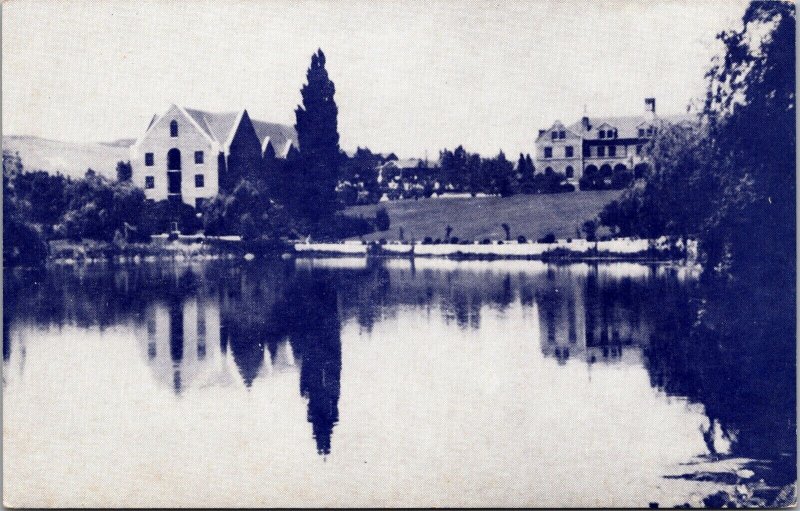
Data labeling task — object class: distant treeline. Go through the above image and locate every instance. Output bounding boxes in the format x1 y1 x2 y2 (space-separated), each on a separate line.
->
335 146 585 206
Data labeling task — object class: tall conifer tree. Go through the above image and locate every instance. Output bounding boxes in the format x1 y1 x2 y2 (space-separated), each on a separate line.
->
294 49 341 228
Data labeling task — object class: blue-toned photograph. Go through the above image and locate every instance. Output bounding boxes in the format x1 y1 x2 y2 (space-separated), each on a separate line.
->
2 0 795 507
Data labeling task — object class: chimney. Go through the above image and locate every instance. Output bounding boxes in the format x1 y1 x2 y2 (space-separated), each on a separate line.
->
581 116 591 131
645 97 656 114
539 129 546 137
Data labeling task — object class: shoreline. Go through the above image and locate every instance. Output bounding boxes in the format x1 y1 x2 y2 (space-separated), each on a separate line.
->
38 236 698 266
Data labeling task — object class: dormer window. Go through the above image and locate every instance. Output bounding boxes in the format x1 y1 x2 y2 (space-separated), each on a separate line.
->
559 131 566 139
639 128 645 137
552 131 557 141
599 130 606 139
170 120 178 137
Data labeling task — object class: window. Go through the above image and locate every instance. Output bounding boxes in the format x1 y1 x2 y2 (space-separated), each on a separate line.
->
195 174 204 188
194 151 204 164
544 147 553 158
551 131 557 141
145 176 155 189
565 146 574 158
559 131 566 139
599 130 606 139
638 128 645 137
609 145 616 157
598 146 606 157
583 145 591 157
145 153 154 166
170 120 178 137
636 145 643 155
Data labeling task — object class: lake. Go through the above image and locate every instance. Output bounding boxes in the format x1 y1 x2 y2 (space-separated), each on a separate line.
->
3 258 795 507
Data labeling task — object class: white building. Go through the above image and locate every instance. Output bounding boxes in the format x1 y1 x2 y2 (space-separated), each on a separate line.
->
535 98 695 185
130 104 297 208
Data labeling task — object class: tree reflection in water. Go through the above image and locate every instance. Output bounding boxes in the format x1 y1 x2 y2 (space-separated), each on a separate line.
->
532 263 796 494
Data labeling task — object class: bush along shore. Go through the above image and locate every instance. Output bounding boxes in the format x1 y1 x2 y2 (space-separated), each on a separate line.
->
47 236 288 265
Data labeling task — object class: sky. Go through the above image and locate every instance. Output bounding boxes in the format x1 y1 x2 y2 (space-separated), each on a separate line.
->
3 0 749 157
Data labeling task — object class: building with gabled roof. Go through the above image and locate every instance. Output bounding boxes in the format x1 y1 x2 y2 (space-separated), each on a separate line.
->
131 104 297 207
535 98 696 186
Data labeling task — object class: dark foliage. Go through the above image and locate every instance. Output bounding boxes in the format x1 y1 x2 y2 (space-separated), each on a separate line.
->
56 170 146 241
202 179 289 240
374 207 391 232
294 49 341 227
116 160 133 182
139 199 202 237
537 232 556 244
3 155 49 267
599 0 795 284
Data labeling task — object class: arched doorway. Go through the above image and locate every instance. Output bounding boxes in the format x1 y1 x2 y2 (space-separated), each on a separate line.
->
167 148 182 195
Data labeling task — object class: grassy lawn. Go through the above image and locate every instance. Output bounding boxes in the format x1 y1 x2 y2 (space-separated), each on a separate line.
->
344 190 623 242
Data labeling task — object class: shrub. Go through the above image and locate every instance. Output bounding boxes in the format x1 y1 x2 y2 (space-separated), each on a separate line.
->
140 199 201 236
537 232 556 244
517 235 527 243
374 207 391 231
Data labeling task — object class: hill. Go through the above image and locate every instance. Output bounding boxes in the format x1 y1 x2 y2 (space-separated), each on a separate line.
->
2 135 131 179
345 190 624 242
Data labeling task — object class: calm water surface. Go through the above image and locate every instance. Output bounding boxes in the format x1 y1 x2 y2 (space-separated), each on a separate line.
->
3 258 794 507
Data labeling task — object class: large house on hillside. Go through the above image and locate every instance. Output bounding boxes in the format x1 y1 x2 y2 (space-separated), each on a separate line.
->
535 98 695 184
130 104 297 208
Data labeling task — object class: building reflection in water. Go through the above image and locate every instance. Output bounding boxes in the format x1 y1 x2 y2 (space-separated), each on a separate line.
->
535 263 655 366
132 263 342 456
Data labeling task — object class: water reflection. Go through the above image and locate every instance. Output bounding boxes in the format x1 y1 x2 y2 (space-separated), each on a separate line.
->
533 264 657 365
3 258 794 495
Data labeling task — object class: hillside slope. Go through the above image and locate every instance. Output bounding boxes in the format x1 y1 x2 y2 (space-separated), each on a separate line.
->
345 190 623 242
2 135 131 179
